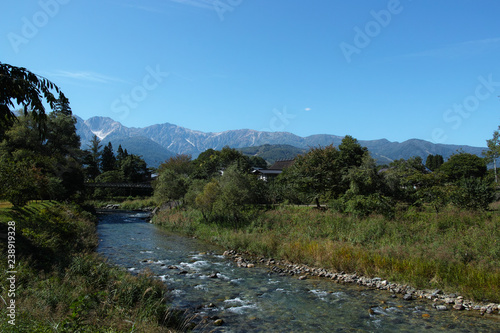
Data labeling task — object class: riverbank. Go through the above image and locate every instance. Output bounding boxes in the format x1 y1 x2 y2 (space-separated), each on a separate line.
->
153 204 500 317
0 201 185 332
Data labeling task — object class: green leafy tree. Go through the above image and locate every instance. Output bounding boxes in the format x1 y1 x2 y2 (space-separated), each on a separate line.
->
45 99 80 157
440 152 487 182
83 135 102 180
154 154 193 204
93 170 125 198
449 177 494 210
157 154 193 175
154 169 189 204
195 179 221 221
415 172 449 213
382 156 428 203
116 144 129 166
334 155 393 218
280 136 368 207
0 62 65 136
425 154 444 171
0 157 47 206
0 111 84 202
338 135 368 172
483 126 500 183
120 154 148 183
249 156 267 169
280 144 341 207
193 147 251 179
343 154 384 196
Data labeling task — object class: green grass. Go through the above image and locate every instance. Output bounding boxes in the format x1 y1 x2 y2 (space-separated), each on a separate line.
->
154 204 500 303
0 202 187 332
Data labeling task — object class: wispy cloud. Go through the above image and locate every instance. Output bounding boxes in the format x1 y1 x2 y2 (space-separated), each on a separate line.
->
45 70 129 84
401 38 500 59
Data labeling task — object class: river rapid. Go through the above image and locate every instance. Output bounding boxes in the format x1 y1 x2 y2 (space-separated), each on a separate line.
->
96 211 499 332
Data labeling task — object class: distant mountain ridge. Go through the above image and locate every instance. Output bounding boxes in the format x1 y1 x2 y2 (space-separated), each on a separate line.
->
75 115 486 167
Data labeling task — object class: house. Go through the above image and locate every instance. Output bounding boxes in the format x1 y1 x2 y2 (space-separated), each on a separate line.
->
252 159 295 181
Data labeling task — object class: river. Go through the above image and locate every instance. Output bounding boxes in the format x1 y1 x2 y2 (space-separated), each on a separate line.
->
96 211 499 332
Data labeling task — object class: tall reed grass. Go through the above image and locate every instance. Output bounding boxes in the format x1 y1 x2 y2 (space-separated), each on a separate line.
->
154 204 500 302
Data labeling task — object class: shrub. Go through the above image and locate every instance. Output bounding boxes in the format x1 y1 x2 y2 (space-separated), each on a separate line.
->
450 178 494 210
333 193 394 219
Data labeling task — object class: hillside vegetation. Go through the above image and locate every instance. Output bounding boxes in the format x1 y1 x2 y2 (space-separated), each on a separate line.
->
0 202 185 332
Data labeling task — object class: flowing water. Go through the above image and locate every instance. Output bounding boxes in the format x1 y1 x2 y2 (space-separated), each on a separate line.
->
97 211 499 332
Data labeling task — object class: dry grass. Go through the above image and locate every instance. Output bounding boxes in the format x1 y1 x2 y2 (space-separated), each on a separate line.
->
155 204 500 303
0 201 12 209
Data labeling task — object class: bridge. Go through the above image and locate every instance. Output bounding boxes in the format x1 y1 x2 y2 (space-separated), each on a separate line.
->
84 182 153 189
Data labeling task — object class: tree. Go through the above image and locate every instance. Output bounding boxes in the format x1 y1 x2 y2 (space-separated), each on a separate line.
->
440 152 487 182
483 127 500 183
45 99 80 157
281 144 341 207
0 62 65 136
83 135 102 180
154 169 189 204
194 164 259 225
0 111 84 201
382 156 428 203
0 157 46 207
157 154 193 176
425 154 444 171
193 147 251 179
449 177 494 210
195 179 221 221
53 95 72 116
154 154 193 204
249 156 267 169
101 142 116 172
121 154 148 183
280 136 369 207
338 135 368 172
93 170 125 198
343 154 384 196
116 144 129 166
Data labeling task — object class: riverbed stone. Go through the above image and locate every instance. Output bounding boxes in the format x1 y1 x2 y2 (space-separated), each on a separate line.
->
221 248 500 318
214 319 224 326
444 298 455 304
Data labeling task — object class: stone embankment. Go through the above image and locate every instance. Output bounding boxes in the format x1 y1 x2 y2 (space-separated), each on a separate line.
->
222 250 500 316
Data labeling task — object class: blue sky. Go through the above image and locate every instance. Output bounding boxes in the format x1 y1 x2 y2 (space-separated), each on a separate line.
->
2 0 500 147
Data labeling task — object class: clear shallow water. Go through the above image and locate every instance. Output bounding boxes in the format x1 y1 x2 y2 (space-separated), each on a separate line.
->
97 211 499 332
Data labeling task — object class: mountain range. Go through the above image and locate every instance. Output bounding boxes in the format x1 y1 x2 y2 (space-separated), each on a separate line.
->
75 116 486 168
